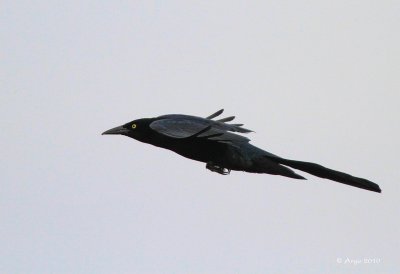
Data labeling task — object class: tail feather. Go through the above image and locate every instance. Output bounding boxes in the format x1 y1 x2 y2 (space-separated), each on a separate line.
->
251 156 306 180
272 158 381 193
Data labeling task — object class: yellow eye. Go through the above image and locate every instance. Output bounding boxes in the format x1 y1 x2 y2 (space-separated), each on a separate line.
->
131 123 137 129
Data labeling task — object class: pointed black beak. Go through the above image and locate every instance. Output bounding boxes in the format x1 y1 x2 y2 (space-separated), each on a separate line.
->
102 125 130 135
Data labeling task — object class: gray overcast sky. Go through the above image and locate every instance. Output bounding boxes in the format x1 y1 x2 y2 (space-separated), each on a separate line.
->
1 1 399 273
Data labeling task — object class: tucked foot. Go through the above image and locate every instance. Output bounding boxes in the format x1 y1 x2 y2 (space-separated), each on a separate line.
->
206 162 231 175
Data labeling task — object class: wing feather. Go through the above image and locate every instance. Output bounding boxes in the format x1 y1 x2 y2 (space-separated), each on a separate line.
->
206 109 224 119
216 116 235 122
150 115 251 144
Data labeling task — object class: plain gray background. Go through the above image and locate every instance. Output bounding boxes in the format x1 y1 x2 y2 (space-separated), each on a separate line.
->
1 1 399 273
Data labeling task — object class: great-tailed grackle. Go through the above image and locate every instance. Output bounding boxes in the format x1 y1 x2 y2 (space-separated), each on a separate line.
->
103 109 381 193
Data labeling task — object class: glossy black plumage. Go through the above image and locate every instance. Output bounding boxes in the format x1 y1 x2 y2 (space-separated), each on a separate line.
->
102 109 381 193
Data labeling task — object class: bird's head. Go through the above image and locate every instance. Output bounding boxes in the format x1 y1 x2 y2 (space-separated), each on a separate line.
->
102 118 153 141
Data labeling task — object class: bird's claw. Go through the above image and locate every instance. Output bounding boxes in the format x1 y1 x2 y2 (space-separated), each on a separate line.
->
206 162 231 175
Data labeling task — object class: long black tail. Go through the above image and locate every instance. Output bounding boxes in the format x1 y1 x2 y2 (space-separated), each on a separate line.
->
271 157 381 193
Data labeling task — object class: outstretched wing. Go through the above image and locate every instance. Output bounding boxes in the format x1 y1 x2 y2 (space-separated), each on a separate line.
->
204 109 251 132
149 113 252 145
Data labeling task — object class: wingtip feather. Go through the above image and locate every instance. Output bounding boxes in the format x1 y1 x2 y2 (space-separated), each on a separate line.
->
206 109 224 119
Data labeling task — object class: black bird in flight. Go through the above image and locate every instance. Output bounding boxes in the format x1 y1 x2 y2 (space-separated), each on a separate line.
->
103 109 381 193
